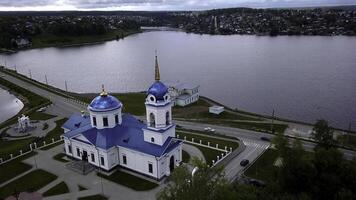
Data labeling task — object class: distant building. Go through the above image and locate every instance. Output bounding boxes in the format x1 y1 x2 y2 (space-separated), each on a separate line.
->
62 55 182 179
166 82 200 107
14 37 31 48
209 106 224 115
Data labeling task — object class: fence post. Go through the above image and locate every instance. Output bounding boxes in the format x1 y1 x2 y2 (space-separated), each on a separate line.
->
0 158 2 163
216 144 218 149
230 147 232 152
184 136 186 141
208 142 210 146
199 140 202 144
221 153 224 157
34 142 37 149
30 144 32 151
212 160 215 165
225 146 227 151
192 138 194 143
52 138 55 143
177 135 179 138
10 154 13 159
217 155 219 160
20 150 23 155
43 141 46 146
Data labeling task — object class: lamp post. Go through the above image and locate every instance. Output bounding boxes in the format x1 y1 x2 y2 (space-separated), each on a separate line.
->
271 109 275 134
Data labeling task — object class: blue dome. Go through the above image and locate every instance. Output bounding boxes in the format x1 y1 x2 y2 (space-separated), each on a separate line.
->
89 95 122 112
147 81 168 100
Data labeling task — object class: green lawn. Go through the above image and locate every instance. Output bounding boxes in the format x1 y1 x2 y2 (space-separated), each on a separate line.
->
0 137 37 160
177 131 239 151
29 112 56 120
114 93 146 115
190 144 225 166
182 150 191 163
78 194 108 200
0 152 36 184
97 170 158 191
53 153 69 163
244 149 279 183
42 181 69 197
0 169 57 199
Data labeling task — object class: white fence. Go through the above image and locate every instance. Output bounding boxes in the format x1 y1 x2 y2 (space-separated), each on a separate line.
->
0 136 63 165
177 134 233 167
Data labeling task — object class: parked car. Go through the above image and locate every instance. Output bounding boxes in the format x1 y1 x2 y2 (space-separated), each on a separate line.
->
204 127 211 131
260 136 270 141
248 179 266 187
210 129 215 132
240 159 249 166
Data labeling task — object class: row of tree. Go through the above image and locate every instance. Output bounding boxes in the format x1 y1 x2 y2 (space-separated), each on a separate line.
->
157 119 356 200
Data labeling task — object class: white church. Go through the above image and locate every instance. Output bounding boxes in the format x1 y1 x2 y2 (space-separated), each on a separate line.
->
62 55 183 179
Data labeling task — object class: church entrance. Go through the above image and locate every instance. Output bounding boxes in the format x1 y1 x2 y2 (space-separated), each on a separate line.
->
169 155 175 172
82 150 88 161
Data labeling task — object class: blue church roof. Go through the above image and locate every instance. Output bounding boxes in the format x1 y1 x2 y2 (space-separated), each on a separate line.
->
63 114 181 157
147 81 168 100
62 113 91 131
88 95 122 112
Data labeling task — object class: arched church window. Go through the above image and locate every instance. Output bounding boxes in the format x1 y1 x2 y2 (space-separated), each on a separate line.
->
151 137 155 143
150 113 155 127
166 111 170 125
150 96 155 102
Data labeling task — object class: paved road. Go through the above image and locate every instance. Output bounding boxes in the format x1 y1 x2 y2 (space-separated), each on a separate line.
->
175 120 356 160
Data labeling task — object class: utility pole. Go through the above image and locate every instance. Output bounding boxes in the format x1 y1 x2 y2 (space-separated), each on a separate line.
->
348 122 352 146
45 74 48 85
271 109 275 134
29 69 32 79
65 80 68 92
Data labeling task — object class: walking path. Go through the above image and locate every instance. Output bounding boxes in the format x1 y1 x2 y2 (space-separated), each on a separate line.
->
182 143 206 162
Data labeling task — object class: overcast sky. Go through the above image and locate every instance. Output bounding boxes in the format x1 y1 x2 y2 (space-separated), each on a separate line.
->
0 0 355 11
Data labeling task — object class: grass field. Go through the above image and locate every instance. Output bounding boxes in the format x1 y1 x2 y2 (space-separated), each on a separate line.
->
42 181 69 197
244 149 279 182
0 169 57 199
29 112 56 120
0 152 36 184
0 137 37 160
190 144 225 166
97 170 158 191
177 131 239 151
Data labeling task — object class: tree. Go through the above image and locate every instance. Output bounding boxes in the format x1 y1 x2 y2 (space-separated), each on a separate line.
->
311 119 334 149
157 158 233 200
273 131 288 159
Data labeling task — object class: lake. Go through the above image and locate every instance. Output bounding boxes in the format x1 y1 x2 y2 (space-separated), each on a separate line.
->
0 31 355 129
0 88 24 124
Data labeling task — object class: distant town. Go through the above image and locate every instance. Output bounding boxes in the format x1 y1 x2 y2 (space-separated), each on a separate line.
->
1 6 356 50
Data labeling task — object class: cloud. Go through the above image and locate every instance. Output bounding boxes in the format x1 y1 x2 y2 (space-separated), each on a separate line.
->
0 0 355 11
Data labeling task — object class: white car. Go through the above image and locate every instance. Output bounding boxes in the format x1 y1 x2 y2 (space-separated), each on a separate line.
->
37 107 46 112
204 127 211 131
210 129 215 132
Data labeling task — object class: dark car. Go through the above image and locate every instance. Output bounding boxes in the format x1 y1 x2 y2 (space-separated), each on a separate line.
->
240 159 249 166
248 179 266 188
260 136 270 142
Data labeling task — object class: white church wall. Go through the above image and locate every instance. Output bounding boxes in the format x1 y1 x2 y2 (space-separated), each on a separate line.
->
118 146 159 178
143 127 175 145
157 143 183 179
89 108 122 129
146 104 172 129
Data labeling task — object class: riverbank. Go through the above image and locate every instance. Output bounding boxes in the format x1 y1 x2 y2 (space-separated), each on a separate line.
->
0 29 141 54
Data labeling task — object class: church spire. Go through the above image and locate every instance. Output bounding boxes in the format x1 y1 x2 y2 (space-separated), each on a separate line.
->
155 50 160 81
100 84 108 96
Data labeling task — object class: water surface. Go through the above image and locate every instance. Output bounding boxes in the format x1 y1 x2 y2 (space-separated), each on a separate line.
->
1 31 355 129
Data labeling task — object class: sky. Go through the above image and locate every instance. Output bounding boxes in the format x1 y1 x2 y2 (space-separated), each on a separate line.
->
0 0 355 11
